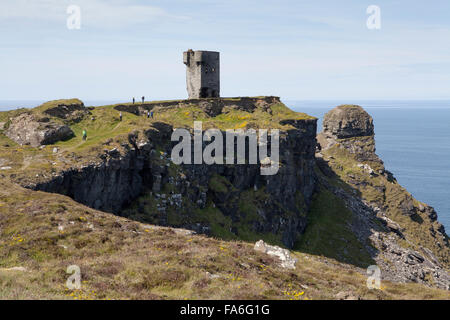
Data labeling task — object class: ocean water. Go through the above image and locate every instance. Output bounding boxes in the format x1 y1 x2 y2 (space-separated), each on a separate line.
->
287 100 450 233
1 99 449 233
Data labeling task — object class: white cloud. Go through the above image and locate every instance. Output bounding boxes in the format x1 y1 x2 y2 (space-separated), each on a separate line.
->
0 0 186 28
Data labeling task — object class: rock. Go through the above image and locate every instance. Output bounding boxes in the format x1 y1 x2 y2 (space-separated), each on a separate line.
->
152 174 162 192
0 267 28 272
0 166 12 170
5 113 74 147
42 99 89 122
399 196 415 216
335 291 360 300
53 147 59 153
254 240 298 269
322 105 374 139
173 228 196 236
206 272 221 279
381 216 403 235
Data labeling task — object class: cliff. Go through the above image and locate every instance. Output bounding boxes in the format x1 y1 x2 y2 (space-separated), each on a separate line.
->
0 98 448 299
20 97 318 248
314 105 449 288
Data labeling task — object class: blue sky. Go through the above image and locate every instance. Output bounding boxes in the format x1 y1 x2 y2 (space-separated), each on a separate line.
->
1 0 450 101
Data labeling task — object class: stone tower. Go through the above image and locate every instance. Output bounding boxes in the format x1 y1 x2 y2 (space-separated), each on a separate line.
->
183 49 220 99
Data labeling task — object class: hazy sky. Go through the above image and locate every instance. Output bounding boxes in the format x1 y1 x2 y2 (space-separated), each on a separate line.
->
1 0 450 101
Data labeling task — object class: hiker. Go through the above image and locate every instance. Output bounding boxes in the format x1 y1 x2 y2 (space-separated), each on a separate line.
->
142 96 145 103
147 111 150 119
132 97 135 104
82 129 87 141
119 112 123 121
150 111 154 119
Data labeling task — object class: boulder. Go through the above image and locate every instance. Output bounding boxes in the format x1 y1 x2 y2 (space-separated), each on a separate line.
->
322 105 374 139
0 266 28 272
254 240 298 269
5 113 74 147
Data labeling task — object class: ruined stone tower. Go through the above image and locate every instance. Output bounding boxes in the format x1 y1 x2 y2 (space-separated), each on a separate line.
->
183 50 220 99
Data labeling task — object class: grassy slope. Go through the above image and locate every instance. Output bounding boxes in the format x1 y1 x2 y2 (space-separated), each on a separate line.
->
1 182 448 300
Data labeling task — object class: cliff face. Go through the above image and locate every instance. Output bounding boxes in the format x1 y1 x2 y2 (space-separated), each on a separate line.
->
315 105 450 289
25 98 317 248
28 148 146 213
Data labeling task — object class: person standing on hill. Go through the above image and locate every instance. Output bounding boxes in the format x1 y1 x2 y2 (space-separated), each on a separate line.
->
147 111 150 119
142 96 145 103
132 97 135 104
119 112 123 121
150 111 154 119
82 129 87 141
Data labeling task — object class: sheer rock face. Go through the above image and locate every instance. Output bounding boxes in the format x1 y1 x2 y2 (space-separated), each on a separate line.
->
5 113 74 147
322 105 374 139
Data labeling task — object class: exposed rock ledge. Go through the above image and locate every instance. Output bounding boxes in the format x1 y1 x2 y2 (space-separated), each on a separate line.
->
5 113 74 147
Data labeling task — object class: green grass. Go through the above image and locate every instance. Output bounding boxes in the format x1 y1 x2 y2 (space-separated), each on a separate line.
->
295 189 375 268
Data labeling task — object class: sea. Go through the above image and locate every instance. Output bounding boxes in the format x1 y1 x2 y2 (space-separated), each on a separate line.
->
287 100 450 234
1 99 449 233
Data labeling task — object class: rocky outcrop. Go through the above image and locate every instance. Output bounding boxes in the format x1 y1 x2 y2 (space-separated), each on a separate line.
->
4 99 90 147
5 113 74 147
254 240 298 269
316 104 450 290
322 105 374 139
42 100 89 123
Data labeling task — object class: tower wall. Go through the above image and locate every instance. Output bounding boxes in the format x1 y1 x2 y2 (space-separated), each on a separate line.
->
183 50 220 99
